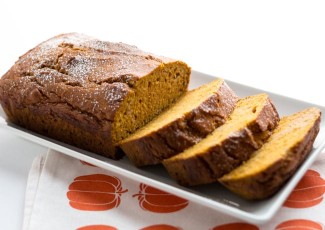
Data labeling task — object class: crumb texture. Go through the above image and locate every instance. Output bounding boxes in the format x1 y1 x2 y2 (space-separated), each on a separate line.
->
219 107 321 200
163 94 280 186
120 79 238 166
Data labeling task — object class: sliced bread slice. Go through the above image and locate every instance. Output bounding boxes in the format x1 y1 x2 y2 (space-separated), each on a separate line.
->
119 79 238 166
219 107 321 200
163 93 280 186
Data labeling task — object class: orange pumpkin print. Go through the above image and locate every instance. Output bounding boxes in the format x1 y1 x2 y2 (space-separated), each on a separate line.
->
211 223 259 230
133 183 188 213
77 225 117 230
67 174 127 211
140 224 182 230
275 219 324 230
284 170 325 208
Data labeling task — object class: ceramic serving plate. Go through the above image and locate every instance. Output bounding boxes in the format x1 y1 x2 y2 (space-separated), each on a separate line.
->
1 70 325 224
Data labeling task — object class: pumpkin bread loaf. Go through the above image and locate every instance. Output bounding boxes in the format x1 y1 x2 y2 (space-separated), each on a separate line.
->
163 93 280 186
219 107 321 200
119 79 238 166
0 33 191 159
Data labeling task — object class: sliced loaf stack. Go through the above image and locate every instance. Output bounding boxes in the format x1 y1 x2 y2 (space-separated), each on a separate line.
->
163 93 280 186
219 107 321 200
119 79 238 166
119 79 321 200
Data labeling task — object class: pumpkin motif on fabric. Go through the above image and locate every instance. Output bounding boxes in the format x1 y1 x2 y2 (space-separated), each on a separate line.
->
77 225 117 230
133 183 189 213
275 219 324 230
211 223 259 230
284 170 325 208
67 174 127 211
140 224 182 230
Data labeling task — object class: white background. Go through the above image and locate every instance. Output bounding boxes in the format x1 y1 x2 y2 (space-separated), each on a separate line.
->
1 0 325 106
0 0 325 229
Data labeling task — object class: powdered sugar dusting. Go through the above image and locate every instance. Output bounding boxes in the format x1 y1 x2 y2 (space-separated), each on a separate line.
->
7 33 174 121
104 84 125 102
82 39 139 54
40 33 93 51
67 55 93 82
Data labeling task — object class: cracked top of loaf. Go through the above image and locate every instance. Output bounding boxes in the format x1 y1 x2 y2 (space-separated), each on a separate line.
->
0 33 174 122
0 33 190 158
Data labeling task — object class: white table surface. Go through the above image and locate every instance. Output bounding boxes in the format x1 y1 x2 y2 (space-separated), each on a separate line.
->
0 0 325 229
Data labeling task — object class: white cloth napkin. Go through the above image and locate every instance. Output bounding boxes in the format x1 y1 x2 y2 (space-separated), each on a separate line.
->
23 149 325 230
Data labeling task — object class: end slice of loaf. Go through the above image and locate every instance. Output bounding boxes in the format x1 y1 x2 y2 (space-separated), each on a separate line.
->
163 93 280 186
219 107 321 200
0 33 191 159
119 79 238 166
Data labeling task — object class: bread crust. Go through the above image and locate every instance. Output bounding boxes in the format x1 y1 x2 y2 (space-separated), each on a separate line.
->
219 108 321 200
120 80 238 166
163 95 280 186
0 33 190 159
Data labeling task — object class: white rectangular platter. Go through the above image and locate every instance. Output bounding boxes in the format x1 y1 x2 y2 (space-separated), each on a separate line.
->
1 70 325 224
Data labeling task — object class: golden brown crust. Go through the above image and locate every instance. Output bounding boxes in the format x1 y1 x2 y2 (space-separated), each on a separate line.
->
163 95 280 186
120 80 238 166
219 108 321 200
0 33 190 159
3 106 122 158
0 33 173 120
